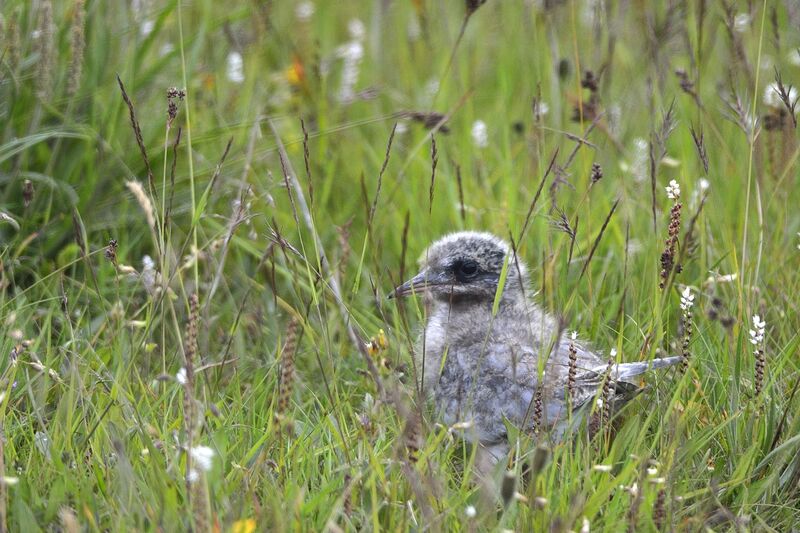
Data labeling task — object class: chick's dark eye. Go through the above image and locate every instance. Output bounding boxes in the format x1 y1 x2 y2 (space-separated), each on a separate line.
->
454 260 479 282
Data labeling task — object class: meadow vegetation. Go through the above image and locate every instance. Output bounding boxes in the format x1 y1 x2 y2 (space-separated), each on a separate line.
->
1 0 800 530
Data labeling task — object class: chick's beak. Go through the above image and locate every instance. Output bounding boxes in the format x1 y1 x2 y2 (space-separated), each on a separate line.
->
389 270 449 299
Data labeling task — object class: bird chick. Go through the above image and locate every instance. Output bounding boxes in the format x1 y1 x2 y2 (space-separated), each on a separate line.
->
391 231 679 465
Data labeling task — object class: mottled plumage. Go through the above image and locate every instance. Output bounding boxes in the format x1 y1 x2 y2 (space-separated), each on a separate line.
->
391 231 679 464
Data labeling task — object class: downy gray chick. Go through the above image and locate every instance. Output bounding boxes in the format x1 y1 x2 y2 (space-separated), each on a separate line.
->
391 231 680 463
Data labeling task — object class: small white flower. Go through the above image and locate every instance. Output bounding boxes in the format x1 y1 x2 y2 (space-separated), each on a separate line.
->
665 179 681 200
336 39 364 102
348 19 366 40
176 367 187 385
226 51 245 83
580 517 591 533
734 13 750 33
190 445 215 472
295 1 314 21
533 101 550 117
471 120 489 149
649 477 666 485
595 397 604 408
571 331 578 341
749 314 766 346
609 348 617 358
187 468 199 483
680 287 695 311
647 466 658 476
699 178 710 191
465 505 477 518
140 20 154 37
593 464 613 472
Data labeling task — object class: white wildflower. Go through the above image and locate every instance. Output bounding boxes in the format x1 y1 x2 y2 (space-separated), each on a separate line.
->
295 1 314 21
471 120 489 149
187 468 199 483
140 20 154 37
571 331 578 341
580 517 591 533
734 13 750 33
680 287 695 311
749 314 766 346
348 19 366 40
465 505 477 518
665 179 681 200
335 34 364 102
176 367 187 385
699 178 710 191
226 51 245 83
190 445 215 472
647 466 658 476
533 100 549 117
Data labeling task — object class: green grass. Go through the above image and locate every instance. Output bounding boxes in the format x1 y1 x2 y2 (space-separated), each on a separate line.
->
1 0 800 530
